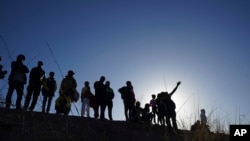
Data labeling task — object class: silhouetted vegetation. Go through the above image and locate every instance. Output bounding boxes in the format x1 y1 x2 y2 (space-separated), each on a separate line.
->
0 107 229 141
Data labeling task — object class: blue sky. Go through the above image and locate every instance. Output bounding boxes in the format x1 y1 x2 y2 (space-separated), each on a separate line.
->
1 0 250 131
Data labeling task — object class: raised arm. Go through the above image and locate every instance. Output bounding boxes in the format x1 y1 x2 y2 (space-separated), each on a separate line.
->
169 81 181 96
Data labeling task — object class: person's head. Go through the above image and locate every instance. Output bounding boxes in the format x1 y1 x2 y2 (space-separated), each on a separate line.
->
152 94 156 99
68 70 75 77
126 81 131 86
105 81 110 86
100 76 105 82
84 81 89 87
38 61 43 67
16 54 25 62
201 109 205 114
196 120 200 124
144 103 150 110
135 101 140 107
49 71 55 78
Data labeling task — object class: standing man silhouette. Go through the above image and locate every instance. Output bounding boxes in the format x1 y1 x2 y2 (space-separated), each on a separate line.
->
41 71 57 113
5 54 29 109
24 61 45 111
105 81 115 120
94 76 106 119
118 81 136 121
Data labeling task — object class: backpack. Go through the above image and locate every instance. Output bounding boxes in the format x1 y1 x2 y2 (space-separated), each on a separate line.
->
55 94 71 110
118 86 127 99
73 89 80 102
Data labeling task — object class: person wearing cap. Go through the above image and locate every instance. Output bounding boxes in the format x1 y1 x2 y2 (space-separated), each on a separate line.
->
41 71 57 113
0 56 8 79
24 61 45 111
56 70 77 115
5 54 29 109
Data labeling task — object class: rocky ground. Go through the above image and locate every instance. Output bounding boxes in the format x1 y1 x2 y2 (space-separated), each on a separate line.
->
0 107 229 141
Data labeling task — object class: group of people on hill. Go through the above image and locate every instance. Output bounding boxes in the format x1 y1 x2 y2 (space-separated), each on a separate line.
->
121 81 182 132
0 54 116 120
1 54 57 113
80 76 115 120
1 54 210 133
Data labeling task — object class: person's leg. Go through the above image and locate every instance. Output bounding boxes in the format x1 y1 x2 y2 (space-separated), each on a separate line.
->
15 82 24 109
81 99 86 117
29 87 41 111
124 101 129 121
24 85 33 109
5 81 15 108
86 99 90 117
108 101 113 120
42 95 48 112
165 112 173 132
46 96 53 113
100 101 106 119
172 111 178 131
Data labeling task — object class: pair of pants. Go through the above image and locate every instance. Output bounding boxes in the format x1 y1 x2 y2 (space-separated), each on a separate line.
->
5 81 24 109
81 98 90 117
123 100 134 121
24 84 41 111
107 101 113 120
42 95 53 113
96 99 106 119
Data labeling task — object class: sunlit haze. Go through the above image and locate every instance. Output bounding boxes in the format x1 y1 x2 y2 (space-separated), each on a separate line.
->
1 0 250 131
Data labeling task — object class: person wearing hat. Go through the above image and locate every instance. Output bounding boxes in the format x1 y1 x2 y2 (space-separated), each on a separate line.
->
5 54 29 109
24 61 45 111
41 71 57 113
56 70 77 115
0 56 8 79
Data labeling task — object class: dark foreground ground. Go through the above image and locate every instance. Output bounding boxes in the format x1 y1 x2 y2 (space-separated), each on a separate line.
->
0 107 229 141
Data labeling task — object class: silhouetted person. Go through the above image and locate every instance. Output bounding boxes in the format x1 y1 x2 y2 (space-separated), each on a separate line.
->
5 54 29 109
56 70 77 115
0 56 8 79
89 91 98 118
94 76 106 119
191 120 201 131
24 61 45 111
141 103 152 124
41 71 57 113
81 81 92 117
105 81 115 120
130 101 143 123
156 93 166 126
160 81 181 132
200 109 207 125
118 81 136 121
150 94 158 125
200 109 210 132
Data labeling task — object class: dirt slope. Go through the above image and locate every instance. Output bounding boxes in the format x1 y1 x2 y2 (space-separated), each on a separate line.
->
0 108 228 141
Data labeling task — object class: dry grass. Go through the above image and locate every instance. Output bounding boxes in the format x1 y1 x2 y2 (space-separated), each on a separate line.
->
0 107 229 141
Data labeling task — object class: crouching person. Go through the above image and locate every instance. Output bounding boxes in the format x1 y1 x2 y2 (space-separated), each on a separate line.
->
55 70 77 115
55 94 71 115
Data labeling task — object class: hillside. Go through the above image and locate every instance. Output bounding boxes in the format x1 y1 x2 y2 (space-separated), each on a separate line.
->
0 107 229 141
